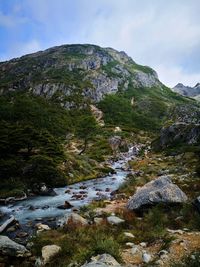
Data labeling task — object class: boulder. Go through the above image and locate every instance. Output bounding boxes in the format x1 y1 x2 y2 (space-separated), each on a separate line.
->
35 223 51 232
108 136 122 151
0 236 31 257
81 254 121 267
57 201 73 209
32 183 57 196
42 245 61 264
107 215 125 225
127 176 188 211
66 213 88 226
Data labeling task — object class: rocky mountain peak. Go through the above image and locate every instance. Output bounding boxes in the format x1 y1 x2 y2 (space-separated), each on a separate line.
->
172 82 200 100
0 44 161 105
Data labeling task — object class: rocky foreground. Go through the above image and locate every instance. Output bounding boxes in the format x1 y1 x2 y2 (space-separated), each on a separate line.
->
0 147 200 267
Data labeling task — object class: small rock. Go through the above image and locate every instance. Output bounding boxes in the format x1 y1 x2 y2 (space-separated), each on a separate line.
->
158 250 168 257
6 226 16 233
142 252 151 263
35 223 51 232
81 253 121 267
66 213 88 226
140 242 147 247
57 201 73 209
167 229 184 235
125 242 134 248
124 232 135 239
107 216 125 225
42 245 61 265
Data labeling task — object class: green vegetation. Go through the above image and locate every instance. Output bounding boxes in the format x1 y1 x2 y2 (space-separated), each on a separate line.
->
98 84 193 132
0 92 108 197
32 224 122 267
171 251 200 267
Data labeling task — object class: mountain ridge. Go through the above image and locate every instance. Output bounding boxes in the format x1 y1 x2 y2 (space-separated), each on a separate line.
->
172 82 200 101
0 44 161 105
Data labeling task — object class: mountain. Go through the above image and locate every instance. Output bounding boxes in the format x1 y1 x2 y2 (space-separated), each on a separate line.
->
172 82 200 100
0 44 161 104
0 43 199 198
0 44 197 131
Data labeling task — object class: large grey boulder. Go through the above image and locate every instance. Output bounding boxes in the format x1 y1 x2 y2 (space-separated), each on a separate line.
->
0 235 31 257
127 176 188 210
81 254 121 267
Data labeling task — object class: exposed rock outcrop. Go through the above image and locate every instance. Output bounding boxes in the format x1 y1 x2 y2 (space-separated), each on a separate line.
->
0 236 31 257
152 123 200 150
0 44 161 105
127 176 188 211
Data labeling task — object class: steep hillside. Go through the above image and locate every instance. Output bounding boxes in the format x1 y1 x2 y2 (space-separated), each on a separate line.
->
0 44 197 131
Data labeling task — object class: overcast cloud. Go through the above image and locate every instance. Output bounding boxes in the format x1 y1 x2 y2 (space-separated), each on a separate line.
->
0 0 200 87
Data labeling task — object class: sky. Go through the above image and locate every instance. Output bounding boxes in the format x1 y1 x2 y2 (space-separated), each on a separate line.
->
0 0 200 87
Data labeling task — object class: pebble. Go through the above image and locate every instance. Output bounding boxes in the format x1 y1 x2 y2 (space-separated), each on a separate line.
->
142 252 151 263
140 242 147 247
126 242 135 248
124 232 135 239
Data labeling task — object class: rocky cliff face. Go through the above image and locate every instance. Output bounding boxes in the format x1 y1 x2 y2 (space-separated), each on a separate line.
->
152 122 200 150
172 83 200 100
0 44 161 105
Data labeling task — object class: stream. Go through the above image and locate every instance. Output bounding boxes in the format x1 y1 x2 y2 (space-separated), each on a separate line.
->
0 146 139 236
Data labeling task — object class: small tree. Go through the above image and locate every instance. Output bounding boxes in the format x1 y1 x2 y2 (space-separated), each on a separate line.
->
75 114 98 155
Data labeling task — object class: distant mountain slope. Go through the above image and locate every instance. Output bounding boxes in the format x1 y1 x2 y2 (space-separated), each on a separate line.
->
172 83 200 100
0 44 199 132
0 44 161 105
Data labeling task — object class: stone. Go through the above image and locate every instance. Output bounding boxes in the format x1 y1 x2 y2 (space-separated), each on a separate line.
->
140 242 147 247
127 176 188 210
142 252 151 263
66 213 88 226
124 232 135 239
42 245 61 264
6 226 16 233
0 235 31 257
35 223 51 232
126 242 134 248
81 253 121 267
107 216 125 225
57 201 73 209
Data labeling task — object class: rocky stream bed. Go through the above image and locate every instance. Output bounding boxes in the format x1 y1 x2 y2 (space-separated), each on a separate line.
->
0 146 140 244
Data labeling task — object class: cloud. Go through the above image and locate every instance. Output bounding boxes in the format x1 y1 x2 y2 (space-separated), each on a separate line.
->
155 65 200 87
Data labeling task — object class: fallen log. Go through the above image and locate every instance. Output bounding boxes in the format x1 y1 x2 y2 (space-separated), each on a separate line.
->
0 215 16 234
